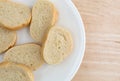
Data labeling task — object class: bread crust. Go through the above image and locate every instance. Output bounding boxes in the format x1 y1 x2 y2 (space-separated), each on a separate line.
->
0 15 31 30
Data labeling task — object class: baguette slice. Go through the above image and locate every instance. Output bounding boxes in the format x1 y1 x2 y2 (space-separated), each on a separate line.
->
0 27 16 54
0 62 34 81
30 0 58 43
43 27 73 64
0 0 31 30
4 44 44 70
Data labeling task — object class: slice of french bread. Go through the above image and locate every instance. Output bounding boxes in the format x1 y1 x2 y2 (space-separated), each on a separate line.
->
43 27 73 64
4 44 44 70
30 0 58 43
0 62 34 81
0 0 31 30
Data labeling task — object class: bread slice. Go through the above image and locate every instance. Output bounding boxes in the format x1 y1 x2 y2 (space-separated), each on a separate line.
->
43 27 73 64
4 44 44 70
30 0 58 43
0 0 31 30
0 27 16 54
0 62 34 81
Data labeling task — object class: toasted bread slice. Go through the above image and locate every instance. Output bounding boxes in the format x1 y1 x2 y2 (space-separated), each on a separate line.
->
30 0 58 43
4 44 44 70
0 27 16 54
43 27 73 64
0 0 31 30
0 62 34 81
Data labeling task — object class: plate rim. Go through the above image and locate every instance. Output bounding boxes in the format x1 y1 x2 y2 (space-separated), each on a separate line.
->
64 0 86 81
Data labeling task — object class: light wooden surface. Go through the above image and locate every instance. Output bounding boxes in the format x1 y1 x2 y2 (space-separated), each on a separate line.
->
72 0 120 81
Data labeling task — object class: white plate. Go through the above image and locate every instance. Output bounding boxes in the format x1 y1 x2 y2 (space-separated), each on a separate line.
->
0 0 86 81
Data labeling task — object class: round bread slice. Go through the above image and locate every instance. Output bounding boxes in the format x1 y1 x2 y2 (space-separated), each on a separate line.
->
0 62 34 81
0 0 31 30
30 0 58 44
4 44 44 70
43 27 73 64
0 27 16 54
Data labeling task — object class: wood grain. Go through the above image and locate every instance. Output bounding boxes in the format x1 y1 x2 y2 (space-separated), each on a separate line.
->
72 0 120 81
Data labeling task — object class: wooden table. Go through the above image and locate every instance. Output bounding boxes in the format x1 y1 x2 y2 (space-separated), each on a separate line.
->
72 0 120 81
